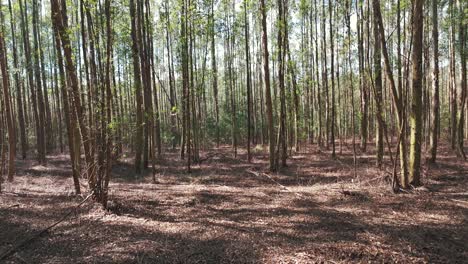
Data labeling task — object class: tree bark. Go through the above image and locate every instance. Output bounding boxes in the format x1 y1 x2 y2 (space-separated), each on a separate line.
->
408 0 424 186
260 0 276 171
0 12 16 181
429 0 439 163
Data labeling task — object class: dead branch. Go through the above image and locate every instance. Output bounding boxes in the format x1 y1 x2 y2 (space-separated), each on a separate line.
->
0 191 95 261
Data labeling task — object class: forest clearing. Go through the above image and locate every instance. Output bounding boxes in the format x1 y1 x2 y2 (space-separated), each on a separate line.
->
0 0 467 262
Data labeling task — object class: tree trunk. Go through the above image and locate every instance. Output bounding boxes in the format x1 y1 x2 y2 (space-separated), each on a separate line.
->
52 7 81 195
130 0 143 174
245 0 252 162
408 0 424 186
8 0 27 160
51 0 96 192
373 1 384 168
0 12 16 182
260 0 276 171
455 0 466 159
429 0 439 163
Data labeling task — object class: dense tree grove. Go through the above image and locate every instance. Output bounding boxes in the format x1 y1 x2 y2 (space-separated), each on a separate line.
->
0 0 466 206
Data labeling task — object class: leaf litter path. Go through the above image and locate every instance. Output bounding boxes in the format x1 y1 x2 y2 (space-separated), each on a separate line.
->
1 143 467 263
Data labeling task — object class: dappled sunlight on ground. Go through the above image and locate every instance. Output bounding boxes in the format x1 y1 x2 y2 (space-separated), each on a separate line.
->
1 142 467 263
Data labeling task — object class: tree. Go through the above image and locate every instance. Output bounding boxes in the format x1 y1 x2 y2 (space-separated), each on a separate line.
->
181 0 191 172
210 0 220 148
19 0 44 165
277 0 287 167
429 0 439 163
130 0 144 174
0 5 15 181
51 0 95 195
260 0 275 171
373 1 383 168
455 0 466 159
32 0 47 163
329 0 336 158
244 0 252 162
373 0 408 188
8 0 27 160
408 0 424 186
52 2 81 195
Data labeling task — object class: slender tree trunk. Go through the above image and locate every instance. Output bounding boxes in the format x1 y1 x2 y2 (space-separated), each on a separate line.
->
32 0 47 164
52 8 81 195
277 0 287 167
329 0 336 158
449 0 457 150
358 0 368 152
347 0 357 177
429 0 439 163
245 0 252 162
373 2 384 168
408 0 424 186
8 0 27 160
130 0 143 174
51 0 96 192
181 0 191 172
210 0 220 148
0 12 15 181
260 0 275 171
20 0 43 165
455 0 466 159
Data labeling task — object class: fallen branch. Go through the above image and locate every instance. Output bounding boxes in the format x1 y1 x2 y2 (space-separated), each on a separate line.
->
246 169 305 198
3 204 20 209
0 191 95 261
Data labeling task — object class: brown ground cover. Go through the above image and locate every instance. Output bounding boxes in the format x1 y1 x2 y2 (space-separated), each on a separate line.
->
1 142 467 263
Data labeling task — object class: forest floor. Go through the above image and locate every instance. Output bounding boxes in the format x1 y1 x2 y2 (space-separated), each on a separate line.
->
1 142 467 263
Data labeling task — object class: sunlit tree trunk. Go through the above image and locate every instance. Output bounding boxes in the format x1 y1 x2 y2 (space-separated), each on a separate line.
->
260 0 276 171
8 0 27 160
0 11 16 182
408 0 424 186
429 0 439 163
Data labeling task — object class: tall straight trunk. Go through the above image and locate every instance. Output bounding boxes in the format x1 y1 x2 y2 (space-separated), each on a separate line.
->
164 2 177 150
260 0 275 171
146 0 161 159
19 0 43 165
373 2 384 168
210 0 220 148
227 14 237 158
244 0 252 162
138 0 152 169
101 0 113 206
8 0 27 160
0 15 15 181
277 0 287 167
52 13 81 195
35 2 53 153
329 0 336 158
358 0 368 152
130 0 143 174
322 0 329 150
429 0 439 163
347 0 357 176
181 0 191 172
314 0 322 147
32 0 47 163
287 39 300 153
449 0 457 149
408 0 424 186
455 0 466 159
